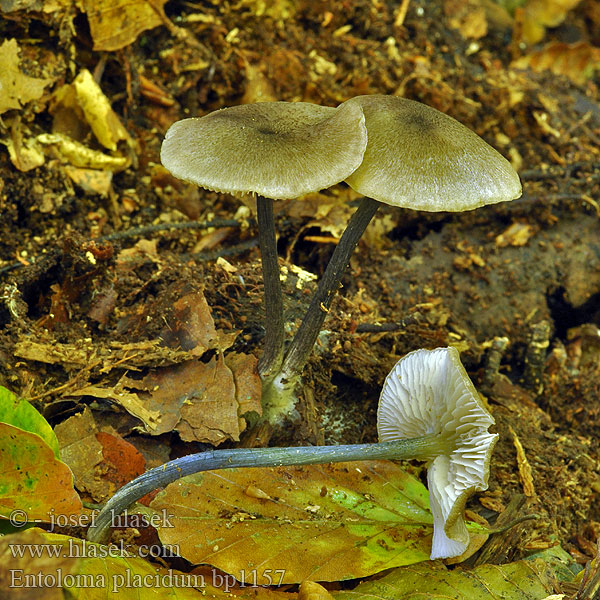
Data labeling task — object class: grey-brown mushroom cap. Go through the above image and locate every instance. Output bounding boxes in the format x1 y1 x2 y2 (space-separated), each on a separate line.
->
343 95 522 212
160 101 368 200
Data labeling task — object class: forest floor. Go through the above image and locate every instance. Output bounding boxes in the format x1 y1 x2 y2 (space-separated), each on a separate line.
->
1 0 600 595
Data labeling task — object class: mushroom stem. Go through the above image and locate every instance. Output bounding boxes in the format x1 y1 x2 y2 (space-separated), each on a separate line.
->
256 195 285 381
279 196 380 380
87 433 446 544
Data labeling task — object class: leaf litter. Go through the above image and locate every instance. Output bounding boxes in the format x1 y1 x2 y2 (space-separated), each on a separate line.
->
0 0 599 596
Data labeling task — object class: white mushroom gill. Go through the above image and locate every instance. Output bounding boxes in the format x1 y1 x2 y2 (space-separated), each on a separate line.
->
377 346 498 559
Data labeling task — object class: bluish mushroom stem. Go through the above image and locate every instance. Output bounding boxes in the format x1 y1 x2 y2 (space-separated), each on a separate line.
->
87 433 447 544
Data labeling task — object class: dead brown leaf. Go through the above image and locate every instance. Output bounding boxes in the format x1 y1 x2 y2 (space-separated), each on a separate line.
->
0 39 52 114
159 292 218 356
224 352 262 417
65 165 113 195
0 116 46 171
54 408 106 501
95 431 148 500
83 0 169 51
121 353 260 444
517 0 583 45
69 379 161 433
14 338 199 372
55 408 152 503
512 41 600 85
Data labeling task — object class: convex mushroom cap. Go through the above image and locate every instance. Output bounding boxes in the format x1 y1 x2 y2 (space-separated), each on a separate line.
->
378 346 498 559
160 101 368 200
343 95 522 212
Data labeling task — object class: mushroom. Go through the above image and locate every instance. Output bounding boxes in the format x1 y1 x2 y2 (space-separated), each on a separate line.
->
88 346 498 561
277 96 522 406
377 346 498 559
160 101 367 382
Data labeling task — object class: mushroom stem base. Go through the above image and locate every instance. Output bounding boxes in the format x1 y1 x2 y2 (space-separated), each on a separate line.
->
260 370 300 424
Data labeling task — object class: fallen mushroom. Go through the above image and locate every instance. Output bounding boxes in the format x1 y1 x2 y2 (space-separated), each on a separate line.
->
87 346 498 560
378 346 498 558
276 95 522 417
161 101 367 381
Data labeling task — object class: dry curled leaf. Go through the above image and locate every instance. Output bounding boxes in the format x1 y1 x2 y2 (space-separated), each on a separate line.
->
518 0 583 44
36 133 129 171
83 0 170 51
121 353 260 444
512 41 600 85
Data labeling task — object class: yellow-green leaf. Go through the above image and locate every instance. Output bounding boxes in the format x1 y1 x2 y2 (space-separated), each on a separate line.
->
332 558 556 600
0 528 289 599
151 460 488 584
0 386 60 458
0 423 82 521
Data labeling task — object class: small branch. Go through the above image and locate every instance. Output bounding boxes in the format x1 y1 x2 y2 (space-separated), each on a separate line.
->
0 219 249 277
355 313 422 333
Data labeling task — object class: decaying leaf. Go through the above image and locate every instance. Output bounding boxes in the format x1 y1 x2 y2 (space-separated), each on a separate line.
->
151 460 488 584
69 380 161 433
54 408 106 501
95 431 148 499
83 0 170 51
54 407 150 503
71 69 133 152
121 353 261 443
226 352 263 417
0 39 52 114
160 292 219 356
14 338 199 372
512 41 600 85
518 0 583 45
65 165 113 195
0 116 46 172
0 422 82 521
288 193 354 241
0 528 238 599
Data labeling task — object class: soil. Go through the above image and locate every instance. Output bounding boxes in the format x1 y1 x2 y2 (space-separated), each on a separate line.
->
1 0 600 574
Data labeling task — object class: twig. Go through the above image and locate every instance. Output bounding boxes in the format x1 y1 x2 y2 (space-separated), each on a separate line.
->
0 219 248 277
354 313 422 333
